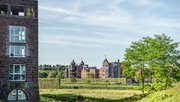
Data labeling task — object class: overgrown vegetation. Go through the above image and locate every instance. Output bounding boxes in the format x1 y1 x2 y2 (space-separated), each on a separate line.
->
138 82 180 102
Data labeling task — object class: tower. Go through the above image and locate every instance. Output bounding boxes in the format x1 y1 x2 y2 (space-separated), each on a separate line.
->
0 0 39 101
68 60 76 78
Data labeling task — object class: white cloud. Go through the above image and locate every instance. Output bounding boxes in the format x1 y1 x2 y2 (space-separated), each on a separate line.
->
39 6 74 15
39 32 135 48
39 0 180 48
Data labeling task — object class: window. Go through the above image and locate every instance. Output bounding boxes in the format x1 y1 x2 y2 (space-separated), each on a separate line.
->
9 26 26 43
9 45 26 57
9 64 26 81
0 4 8 15
11 6 25 16
8 89 27 101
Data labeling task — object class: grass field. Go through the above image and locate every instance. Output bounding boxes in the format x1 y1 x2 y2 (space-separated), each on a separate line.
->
39 78 180 102
40 89 142 100
40 89 144 102
138 83 180 102
39 78 141 90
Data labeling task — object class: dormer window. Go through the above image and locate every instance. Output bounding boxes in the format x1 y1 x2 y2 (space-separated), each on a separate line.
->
0 4 8 15
11 6 25 16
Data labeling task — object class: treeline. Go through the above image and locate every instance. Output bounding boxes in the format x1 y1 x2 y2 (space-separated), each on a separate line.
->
38 64 68 78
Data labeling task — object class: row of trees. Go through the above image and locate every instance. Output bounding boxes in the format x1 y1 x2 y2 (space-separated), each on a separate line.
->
123 34 180 93
38 64 68 78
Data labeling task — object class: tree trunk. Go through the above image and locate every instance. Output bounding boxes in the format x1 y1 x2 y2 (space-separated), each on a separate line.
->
58 78 61 88
165 76 169 90
141 69 145 94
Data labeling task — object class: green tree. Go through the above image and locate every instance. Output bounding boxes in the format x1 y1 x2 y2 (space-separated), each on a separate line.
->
39 71 48 78
48 71 58 78
86 72 95 84
56 72 63 88
146 34 180 89
123 34 180 93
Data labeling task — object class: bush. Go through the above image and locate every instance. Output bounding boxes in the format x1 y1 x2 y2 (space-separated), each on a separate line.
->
48 71 58 78
73 86 79 89
144 84 152 92
39 71 48 78
71 78 77 84
152 83 165 91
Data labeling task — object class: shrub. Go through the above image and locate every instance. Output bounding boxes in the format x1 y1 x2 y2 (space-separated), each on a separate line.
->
73 86 79 89
48 71 58 78
152 83 165 91
71 78 77 84
144 84 152 92
39 71 48 78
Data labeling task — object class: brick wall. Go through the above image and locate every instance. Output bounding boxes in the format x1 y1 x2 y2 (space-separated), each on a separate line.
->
0 0 39 101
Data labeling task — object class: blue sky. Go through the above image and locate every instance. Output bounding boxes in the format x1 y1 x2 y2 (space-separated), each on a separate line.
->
39 0 180 67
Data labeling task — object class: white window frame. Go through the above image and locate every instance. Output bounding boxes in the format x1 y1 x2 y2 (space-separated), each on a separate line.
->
9 26 26 43
8 89 27 101
9 64 26 81
9 45 26 57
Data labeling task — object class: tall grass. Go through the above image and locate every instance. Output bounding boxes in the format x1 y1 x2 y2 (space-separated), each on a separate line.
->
138 83 180 102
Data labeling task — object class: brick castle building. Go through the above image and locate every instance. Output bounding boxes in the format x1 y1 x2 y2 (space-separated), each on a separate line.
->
99 58 123 78
65 58 122 78
0 0 39 101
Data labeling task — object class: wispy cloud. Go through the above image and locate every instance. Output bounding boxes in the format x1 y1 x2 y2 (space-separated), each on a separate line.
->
39 32 134 48
39 0 180 65
39 0 180 34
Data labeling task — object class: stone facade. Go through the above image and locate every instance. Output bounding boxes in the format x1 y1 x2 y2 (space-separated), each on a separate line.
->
0 0 39 102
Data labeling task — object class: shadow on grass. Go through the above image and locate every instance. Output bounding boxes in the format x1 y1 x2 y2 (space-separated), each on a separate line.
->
41 93 148 102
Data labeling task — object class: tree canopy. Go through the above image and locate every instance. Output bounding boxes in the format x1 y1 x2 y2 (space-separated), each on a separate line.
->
123 34 180 92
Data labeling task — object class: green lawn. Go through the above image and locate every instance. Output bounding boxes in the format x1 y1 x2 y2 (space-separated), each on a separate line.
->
40 89 142 100
40 89 144 102
0 99 3 102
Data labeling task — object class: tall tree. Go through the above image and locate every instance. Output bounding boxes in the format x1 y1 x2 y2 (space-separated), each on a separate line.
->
123 34 180 93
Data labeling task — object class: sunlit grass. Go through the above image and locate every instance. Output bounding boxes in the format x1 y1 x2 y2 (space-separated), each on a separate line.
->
138 83 180 102
40 89 142 100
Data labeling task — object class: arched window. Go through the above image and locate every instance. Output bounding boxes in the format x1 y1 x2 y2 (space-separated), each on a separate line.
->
8 89 27 101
